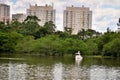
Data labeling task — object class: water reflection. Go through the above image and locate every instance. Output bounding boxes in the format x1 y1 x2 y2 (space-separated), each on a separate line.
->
0 64 9 80
75 59 82 66
9 63 27 80
90 65 120 80
53 63 63 80
64 59 90 80
0 57 120 80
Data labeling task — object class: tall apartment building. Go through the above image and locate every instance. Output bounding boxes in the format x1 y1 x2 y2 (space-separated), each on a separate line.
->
12 13 26 22
27 4 55 26
0 3 10 24
63 5 92 34
116 18 120 33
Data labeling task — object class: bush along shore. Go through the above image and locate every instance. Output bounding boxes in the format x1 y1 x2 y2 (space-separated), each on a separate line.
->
0 16 120 57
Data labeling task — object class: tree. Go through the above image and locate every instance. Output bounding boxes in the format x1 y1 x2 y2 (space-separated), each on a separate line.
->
23 22 40 35
56 31 70 39
85 38 98 55
19 16 41 36
0 32 23 52
15 36 35 53
8 20 22 32
96 32 119 55
24 16 40 23
86 29 97 38
34 27 48 39
64 27 72 34
0 22 7 32
106 27 111 33
103 38 120 57
78 29 86 40
43 21 56 34
62 38 88 55
34 21 56 39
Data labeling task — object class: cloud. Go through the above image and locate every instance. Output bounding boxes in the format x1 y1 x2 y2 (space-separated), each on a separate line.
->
92 6 120 32
0 0 120 32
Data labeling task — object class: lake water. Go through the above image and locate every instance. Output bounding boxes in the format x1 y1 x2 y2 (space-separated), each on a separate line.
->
0 55 120 80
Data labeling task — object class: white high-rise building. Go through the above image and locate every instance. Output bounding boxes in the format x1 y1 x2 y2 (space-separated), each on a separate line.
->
63 5 92 34
0 3 10 24
116 18 120 33
12 13 26 23
27 4 55 26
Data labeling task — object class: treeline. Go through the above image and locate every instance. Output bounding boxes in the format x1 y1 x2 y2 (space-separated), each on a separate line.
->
0 16 120 57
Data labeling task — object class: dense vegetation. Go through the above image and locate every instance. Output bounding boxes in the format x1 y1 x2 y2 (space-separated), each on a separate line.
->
0 16 120 57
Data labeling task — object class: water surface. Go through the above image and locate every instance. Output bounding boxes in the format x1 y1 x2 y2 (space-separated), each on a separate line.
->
0 55 120 80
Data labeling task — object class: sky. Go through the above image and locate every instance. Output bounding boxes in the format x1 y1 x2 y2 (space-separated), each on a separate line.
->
0 0 120 32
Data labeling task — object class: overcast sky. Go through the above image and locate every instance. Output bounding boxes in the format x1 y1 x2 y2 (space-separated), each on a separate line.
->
0 0 120 32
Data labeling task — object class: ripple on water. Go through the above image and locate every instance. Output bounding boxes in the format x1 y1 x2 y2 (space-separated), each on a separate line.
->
0 57 120 80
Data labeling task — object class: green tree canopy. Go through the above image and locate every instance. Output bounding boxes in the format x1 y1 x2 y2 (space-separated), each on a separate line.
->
103 38 120 57
43 21 56 34
24 16 40 23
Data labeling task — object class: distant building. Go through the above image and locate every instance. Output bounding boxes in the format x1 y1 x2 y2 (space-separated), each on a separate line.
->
116 18 120 33
116 28 120 33
27 4 56 26
63 5 92 34
12 13 26 22
0 3 10 24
